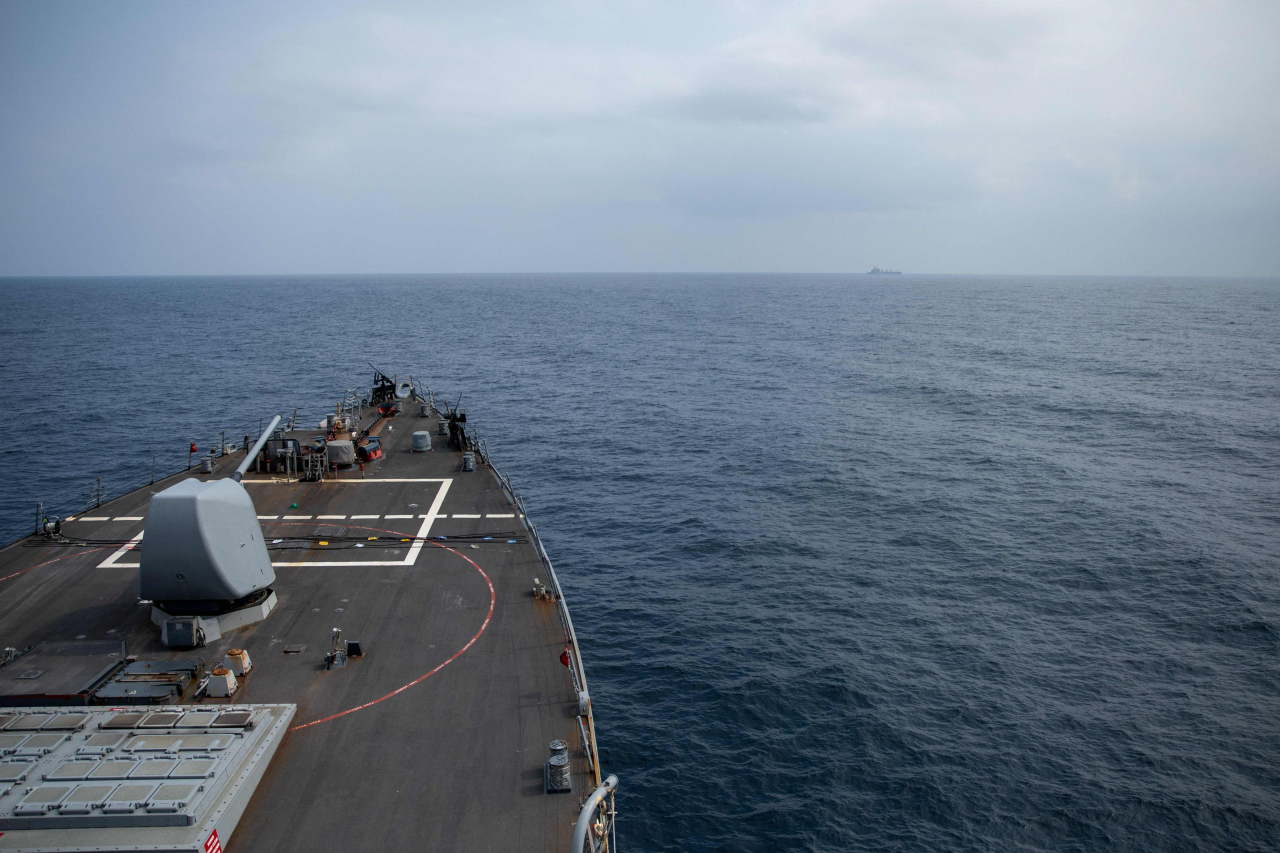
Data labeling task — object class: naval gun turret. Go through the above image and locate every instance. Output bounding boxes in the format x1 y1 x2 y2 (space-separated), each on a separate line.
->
141 416 282 647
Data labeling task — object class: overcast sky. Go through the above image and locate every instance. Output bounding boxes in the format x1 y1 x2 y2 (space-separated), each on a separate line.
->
1 0 1277 276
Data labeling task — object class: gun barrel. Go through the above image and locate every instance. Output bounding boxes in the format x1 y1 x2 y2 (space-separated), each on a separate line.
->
233 415 282 482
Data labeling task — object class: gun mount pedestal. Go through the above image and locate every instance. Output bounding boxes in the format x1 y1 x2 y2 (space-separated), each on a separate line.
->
141 420 282 648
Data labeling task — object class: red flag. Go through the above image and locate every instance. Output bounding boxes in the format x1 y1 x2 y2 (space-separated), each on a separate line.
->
190 443 198 453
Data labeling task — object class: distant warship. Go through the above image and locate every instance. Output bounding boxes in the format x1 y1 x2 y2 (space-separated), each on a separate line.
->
867 267 901 275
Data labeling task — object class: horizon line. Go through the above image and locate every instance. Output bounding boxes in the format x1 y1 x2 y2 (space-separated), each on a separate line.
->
2 271 1278 281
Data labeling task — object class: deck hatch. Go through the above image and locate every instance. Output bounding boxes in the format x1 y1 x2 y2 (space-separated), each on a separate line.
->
175 734 232 751
57 783 117 814
131 757 179 778
44 759 98 781
14 785 72 815
88 759 140 779
0 733 29 754
0 641 126 703
8 714 52 730
123 734 182 752
172 757 217 778
139 711 183 728
212 711 254 728
102 712 147 729
44 712 91 730
78 732 128 755
176 711 220 727
102 782 158 813
15 733 67 755
146 782 200 812
0 760 35 783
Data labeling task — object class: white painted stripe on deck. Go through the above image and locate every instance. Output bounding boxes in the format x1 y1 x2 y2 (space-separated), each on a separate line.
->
102 482 458 570
268 480 453 567
486 514 515 518
78 517 110 522
115 516 145 521
98 531 144 568
384 514 413 519
242 478 449 484
317 515 346 520
258 515 278 520
452 514 481 519
349 515 380 519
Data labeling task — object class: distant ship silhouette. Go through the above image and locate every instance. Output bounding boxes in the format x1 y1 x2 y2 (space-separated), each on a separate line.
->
867 267 901 274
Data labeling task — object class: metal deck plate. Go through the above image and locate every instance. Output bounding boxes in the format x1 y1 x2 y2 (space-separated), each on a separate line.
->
0 704 294 849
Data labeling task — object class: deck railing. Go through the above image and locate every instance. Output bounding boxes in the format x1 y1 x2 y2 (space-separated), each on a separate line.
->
1 418 308 548
425 392 607 789
423 387 614 853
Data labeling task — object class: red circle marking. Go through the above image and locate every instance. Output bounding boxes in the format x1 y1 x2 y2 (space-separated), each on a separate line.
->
2 524 493 733
0 548 106 584
262 525 496 732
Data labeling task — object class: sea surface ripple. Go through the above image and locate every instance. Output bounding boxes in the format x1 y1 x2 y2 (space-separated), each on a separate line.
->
1 274 1278 851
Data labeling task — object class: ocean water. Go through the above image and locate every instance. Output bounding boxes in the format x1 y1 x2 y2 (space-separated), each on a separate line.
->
1 274 1278 851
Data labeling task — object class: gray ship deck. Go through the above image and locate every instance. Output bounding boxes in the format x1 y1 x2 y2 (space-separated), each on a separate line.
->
0 405 599 852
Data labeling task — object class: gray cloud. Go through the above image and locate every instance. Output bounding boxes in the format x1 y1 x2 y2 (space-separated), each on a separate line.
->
0 0 1277 275
659 86 834 125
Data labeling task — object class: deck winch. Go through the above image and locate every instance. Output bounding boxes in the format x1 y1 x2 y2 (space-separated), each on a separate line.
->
140 416 282 648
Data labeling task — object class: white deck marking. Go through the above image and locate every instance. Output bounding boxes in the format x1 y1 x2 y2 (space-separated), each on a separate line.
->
258 515 279 520
78 517 110 522
383 514 413 519
349 514 381 519
486 514 514 518
115 516 145 521
241 478 449 483
99 479 456 570
452 514 481 519
316 515 346 520
275 480 452 567
98 531 144 568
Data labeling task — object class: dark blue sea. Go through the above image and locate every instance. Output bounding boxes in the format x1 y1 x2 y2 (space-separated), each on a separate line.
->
2 274 1278 851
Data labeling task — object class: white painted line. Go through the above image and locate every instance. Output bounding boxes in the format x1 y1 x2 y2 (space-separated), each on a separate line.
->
452 514 481 519
105 484 457 570
78 517 110 522
404 480 451 565
115 516 145 521
98 531 144 568
283 515 312 520
486 514 515 518
349 515 381 519
258 515 279 520
65 516 77 521
242 478 450 484
271 479 453 568
316 515 346 520
383 514 414 519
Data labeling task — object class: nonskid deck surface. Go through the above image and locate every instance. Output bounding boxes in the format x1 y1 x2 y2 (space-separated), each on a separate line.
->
0 410 591 852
